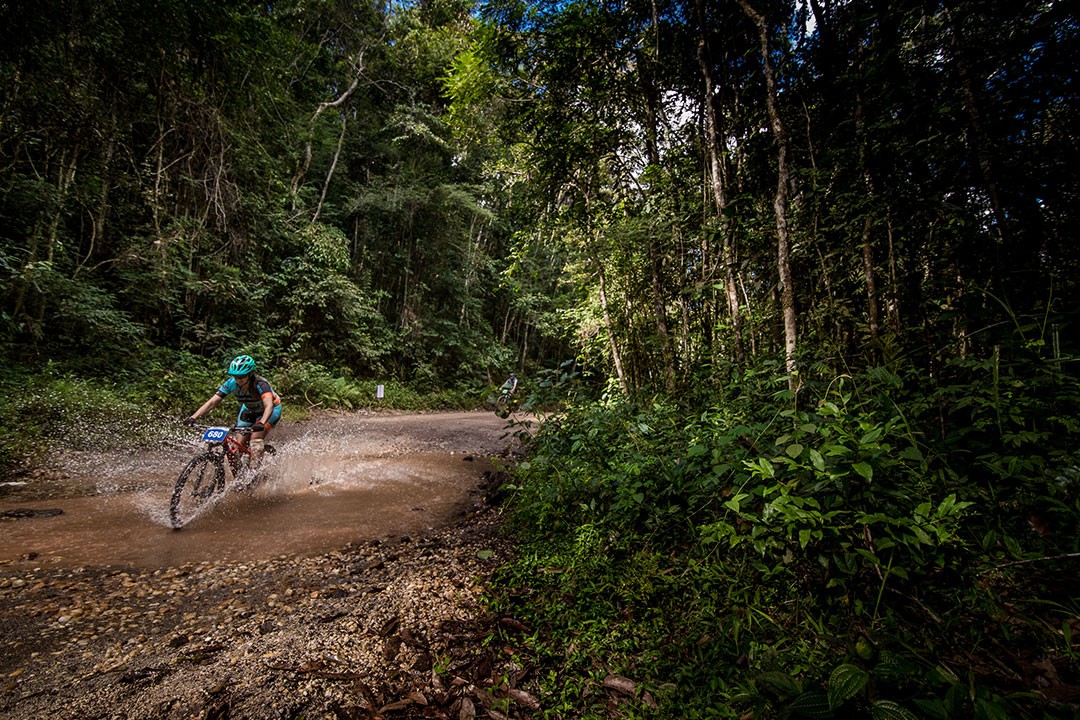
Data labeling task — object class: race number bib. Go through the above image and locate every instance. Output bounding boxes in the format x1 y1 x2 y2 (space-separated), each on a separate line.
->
201 427 229 443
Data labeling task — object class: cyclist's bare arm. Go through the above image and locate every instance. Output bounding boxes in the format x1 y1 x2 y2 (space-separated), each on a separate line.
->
189 394 223 422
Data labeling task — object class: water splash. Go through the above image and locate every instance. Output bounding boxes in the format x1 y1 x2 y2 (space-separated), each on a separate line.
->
0 412 505 566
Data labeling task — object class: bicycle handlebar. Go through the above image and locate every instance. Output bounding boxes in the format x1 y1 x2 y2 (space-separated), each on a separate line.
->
183 422 256 434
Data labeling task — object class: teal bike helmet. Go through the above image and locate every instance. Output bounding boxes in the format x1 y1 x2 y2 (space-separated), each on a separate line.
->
228 354 257 376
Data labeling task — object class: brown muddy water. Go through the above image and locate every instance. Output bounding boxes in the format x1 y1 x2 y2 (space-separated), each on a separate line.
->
0 411 513 568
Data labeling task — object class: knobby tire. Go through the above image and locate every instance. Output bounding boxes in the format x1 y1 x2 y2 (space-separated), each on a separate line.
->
170 452 226 529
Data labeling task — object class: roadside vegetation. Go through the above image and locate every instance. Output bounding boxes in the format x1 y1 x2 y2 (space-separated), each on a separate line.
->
494 338 1080 718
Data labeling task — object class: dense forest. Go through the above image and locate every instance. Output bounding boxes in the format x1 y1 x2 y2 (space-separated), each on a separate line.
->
2 0 1079 717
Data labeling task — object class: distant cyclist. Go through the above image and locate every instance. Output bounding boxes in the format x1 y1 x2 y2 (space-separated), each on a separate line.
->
493 373 519 418
185 354 282 469
499 372 519 399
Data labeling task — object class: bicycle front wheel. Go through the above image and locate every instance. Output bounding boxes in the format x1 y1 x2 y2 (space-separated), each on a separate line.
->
170 453 225 529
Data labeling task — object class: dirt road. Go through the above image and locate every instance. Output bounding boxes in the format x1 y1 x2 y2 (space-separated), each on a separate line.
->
0 410 520 565
0 411 540 719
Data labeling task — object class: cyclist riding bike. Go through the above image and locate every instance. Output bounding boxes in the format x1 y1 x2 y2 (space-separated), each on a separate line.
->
499 373 519 399
184 354 282 469
494 372 520 418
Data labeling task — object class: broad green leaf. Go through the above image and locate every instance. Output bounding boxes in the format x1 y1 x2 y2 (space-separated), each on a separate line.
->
972 699 1010 720
943 682 967 715
899 446 924 462
858 512 890 524
755 671 802 699
799 528 811 549
724 497 742 513
912 698 950 720
787 691 832 719
853 462 873 482
786 443 804 459
823 443 851 456
855 548 880 565
872 700 919 720
938 494 955 514
912 526 933 545
687 443 708 457
874 650 914 678
810 449 826 472
828 664 868 709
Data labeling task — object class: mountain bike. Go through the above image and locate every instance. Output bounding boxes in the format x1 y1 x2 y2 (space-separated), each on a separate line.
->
493 389 518 419
170 424 275 529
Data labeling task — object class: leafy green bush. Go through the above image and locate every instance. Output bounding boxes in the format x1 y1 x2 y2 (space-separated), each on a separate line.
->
0 370 158 475
494 356 1080 719
275 361 484 412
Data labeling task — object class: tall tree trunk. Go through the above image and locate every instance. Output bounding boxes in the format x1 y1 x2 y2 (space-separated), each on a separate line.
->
886 215 901 336
638 1 676 392
33 150 79 327
597 261 628 396
312 113 347 223
943 8 1008 247
738 0 798 389
291 53 364 211
696 0 745 364
861 215 880 345
13 150 75 321
856 85 880 353
76 110 116 280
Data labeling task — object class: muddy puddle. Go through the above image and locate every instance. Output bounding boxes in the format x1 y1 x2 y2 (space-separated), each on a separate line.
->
0 412 512 568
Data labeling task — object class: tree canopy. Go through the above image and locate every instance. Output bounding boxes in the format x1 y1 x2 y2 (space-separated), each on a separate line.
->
2 0 1076 389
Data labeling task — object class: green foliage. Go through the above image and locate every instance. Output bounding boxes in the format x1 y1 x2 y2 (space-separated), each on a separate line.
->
0 0 561 391
273 360 483 412
273 223 393 372
0 370 159 475
495 353 1080 719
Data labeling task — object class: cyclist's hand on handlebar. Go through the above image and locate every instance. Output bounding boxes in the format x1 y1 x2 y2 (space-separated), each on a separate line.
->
250 422 265 433
182 417 197 426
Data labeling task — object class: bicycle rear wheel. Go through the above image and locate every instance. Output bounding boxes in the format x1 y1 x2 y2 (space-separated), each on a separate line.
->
170 453 225 529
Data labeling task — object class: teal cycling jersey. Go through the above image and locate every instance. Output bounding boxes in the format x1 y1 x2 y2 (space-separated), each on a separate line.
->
215 374 282 415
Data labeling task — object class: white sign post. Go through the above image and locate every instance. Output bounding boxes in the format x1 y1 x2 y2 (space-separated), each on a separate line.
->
376 384 385 401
